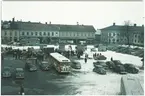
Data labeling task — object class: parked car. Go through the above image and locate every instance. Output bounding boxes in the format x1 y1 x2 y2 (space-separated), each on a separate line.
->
15 68 24 79
93 61 108 70
114 64 127 74
94 55 107 60
124 63 139 74
106 61 116 69
40 61 51 71
93 65 106 75
71 60 81 69
25 61 37 72
91 48 97 52
2 67 12 78
112 60 122 65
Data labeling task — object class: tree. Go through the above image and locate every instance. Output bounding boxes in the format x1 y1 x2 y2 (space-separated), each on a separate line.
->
123 20 132 46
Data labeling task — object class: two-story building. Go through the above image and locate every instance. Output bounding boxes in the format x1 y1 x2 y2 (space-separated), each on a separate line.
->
1 18 96 44
100 23 144 46
58 24 96 44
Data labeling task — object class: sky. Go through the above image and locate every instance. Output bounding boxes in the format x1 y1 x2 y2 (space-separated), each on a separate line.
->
2 1 144 30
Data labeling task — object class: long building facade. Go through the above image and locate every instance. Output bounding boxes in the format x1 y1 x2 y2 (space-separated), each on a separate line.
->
100 23 144 46
1 18 96 45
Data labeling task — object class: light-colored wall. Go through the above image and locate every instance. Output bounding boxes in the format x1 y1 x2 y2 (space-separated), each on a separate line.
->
2 29 20 42
20 31 59 37
59 31 95 39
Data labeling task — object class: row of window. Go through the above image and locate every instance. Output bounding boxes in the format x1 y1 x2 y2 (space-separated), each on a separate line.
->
4 31 17 36
61 32 93 37
108 33 120 36
21 31 58 36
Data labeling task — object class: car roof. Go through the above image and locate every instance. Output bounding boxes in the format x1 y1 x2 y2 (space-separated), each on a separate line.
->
96 65 103 68
42 61 48 63
16 68 23 71
4 67 11 69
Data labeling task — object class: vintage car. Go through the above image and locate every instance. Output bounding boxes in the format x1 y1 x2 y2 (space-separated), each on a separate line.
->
106 61 116 69
112 60 122 65
93 61 108 70
15 68 24 79
91 48 97 52
25 60 37 72
124 63 139 74
71 60 81 69
40 61 51 71
94 55 107 60
93 65 106 75
114 64 127 74
2 67 12 78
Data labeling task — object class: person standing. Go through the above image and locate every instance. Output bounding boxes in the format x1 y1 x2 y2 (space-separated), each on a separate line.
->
84 57 87 63
19 84 24 95
111 57 113 61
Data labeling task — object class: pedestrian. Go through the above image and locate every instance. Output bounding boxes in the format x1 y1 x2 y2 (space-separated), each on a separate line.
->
111 57 113 61
19 84 24 95
141 58 144 69
84 57 87 63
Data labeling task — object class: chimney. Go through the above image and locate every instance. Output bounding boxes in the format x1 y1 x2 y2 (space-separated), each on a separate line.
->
49 21 51 24
45 22 47 24
142 25 144 27
113 23 115 26
12 17 15 22
77 22 79 25
134 24 136 26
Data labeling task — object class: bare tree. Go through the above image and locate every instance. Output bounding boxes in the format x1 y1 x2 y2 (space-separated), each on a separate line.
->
124 20 132 47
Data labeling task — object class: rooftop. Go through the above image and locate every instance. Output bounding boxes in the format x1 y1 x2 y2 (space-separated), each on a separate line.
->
1 18 96 32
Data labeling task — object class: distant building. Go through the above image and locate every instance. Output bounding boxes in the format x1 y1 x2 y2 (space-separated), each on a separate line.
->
100 23 144 46
95 29 101 44
1 18 96 44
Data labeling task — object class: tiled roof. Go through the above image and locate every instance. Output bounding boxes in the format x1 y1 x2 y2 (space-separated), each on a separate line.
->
57 25 96 32
1 21 96 32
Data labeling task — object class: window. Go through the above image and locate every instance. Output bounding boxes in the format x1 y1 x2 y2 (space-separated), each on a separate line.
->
48 32 50 36
22 32 24 36
39 32 42 36
31 32 33 35
27 32 29 35
117 33 120 36
113 33 115 36
10 37 12 41
117 39 119 42
135 34 137 38
35 32 37 36
135 40 136 43
43 32 46 35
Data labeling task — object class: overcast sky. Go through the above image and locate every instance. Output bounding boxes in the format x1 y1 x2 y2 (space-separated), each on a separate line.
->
2 1 144 29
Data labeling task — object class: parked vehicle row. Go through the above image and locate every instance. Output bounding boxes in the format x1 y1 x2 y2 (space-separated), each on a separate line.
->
2 67 24 79
93 60 139 75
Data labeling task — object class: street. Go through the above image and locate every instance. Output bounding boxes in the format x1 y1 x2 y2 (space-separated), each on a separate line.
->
1 48 144 95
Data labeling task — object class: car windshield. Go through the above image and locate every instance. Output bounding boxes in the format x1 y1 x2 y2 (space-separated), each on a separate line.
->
4 67 10 70
114 60 121 63
97 61 105 65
